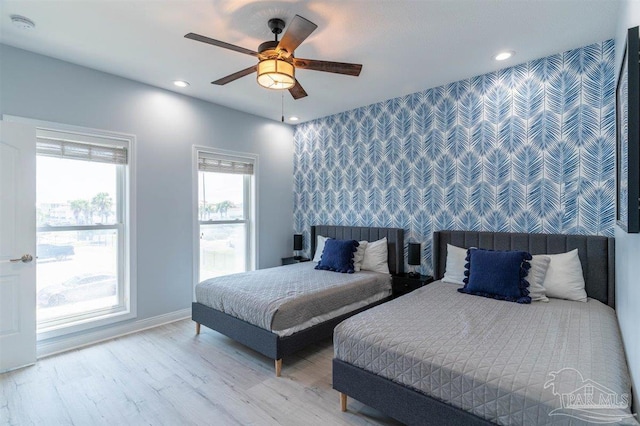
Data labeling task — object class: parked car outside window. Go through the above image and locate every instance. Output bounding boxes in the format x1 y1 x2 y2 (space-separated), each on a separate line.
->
37 243 75 261
37 273 116 307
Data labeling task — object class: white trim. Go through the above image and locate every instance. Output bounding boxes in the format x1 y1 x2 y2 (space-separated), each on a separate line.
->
199 219 248 225
37 308 190 358
3 115 135 145
1 361 36 375
192 146 199 302
126 136 138 332
3 115 138 337
37 224 119 232
37 307 136 340
253 158 260 268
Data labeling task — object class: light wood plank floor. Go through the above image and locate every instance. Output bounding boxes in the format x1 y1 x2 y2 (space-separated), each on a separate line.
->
1 319 401 426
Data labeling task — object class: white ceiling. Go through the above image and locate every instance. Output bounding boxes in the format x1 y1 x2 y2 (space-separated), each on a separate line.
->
0 0 620 124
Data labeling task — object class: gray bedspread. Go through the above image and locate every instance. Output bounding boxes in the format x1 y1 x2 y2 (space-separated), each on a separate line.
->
334 281 637 425
196 262 391 332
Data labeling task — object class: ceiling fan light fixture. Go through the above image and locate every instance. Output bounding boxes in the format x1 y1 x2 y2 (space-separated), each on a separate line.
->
257 59 295 90
185 14 359 100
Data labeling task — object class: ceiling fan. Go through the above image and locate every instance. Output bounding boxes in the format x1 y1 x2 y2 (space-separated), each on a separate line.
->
184 15 362 100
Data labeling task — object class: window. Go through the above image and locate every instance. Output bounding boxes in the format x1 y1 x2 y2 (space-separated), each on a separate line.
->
196 149 256 281
35 127 133 332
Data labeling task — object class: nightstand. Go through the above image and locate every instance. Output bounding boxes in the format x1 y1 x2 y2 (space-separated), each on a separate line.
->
282 256 311 265
392 274 434 297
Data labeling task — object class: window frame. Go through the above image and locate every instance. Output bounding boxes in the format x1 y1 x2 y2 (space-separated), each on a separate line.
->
4 115 137 340
192 146 258 290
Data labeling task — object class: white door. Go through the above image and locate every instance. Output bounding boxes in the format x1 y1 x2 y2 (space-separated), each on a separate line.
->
0 120 37 372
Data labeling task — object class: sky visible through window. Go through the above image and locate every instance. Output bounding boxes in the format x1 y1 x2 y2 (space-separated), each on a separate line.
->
37 156 115 206
199 171 244 205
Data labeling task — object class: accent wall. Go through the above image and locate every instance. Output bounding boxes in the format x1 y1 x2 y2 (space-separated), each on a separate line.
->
294 40 615 274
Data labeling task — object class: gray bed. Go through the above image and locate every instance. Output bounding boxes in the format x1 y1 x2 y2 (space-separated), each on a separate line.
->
192 225 404 376
333 231 636 425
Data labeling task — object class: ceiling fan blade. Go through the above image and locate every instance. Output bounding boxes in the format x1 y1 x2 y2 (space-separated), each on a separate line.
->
293 58 362 76
185 32 259 57
277 15 317 57
289 80 308 100
211 65 257 85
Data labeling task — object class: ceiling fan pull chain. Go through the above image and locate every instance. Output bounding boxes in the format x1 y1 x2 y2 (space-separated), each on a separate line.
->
281 92 284 122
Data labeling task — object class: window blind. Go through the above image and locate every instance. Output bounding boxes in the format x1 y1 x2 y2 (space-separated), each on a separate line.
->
198 152 254 175
36 129 128 165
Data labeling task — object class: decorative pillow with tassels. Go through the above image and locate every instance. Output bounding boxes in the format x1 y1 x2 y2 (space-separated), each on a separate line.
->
458 248 532 304
315 239 359 273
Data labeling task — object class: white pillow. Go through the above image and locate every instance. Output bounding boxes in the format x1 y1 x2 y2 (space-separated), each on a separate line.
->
542 249 587 302
442 244 467 285
353 241 368 272
528 255 551 302
312 235 330 262
361 238 389 274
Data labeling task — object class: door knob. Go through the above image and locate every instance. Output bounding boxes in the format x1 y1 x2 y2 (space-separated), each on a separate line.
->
9 254 33 263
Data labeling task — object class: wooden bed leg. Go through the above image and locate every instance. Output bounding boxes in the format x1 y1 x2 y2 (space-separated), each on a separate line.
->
340 393 347 412
195 322 201 335
275 359 282 377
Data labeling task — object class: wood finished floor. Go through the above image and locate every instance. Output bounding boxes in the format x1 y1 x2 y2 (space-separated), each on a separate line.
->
1 319 402 426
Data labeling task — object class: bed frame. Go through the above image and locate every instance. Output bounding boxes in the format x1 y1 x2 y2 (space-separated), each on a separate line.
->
333 230 615 425
193 225 404 377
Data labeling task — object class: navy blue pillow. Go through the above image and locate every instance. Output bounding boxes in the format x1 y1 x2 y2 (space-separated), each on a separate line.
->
315 239 359 273
457 248 532 304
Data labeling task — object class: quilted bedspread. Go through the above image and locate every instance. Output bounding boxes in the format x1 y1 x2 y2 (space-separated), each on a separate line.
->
334 281 637 425
196 262 390 333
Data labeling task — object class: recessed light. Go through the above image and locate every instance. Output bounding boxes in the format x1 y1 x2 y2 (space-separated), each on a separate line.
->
11 15 35 30
494 51 515 61
289 116 299 122
173 80 190 88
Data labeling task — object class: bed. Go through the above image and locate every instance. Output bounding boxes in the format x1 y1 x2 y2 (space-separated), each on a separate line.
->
333 230 637 425
193 225 404 376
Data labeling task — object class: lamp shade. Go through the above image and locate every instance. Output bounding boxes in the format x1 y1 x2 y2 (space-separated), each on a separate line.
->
293 234 303 251
408 242 421 266
257 59 295 90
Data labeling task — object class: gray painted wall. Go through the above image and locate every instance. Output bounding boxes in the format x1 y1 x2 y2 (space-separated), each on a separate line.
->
0 44 294 321
615 0 640 412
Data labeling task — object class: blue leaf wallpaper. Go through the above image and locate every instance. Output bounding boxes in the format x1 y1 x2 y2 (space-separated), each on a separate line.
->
293 40 615 275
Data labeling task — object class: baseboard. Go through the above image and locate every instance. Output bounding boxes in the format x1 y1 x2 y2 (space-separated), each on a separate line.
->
37 308 191 358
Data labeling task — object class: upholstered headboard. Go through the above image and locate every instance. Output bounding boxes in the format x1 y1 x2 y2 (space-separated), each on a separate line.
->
311 225 404 275
433 230 615 308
